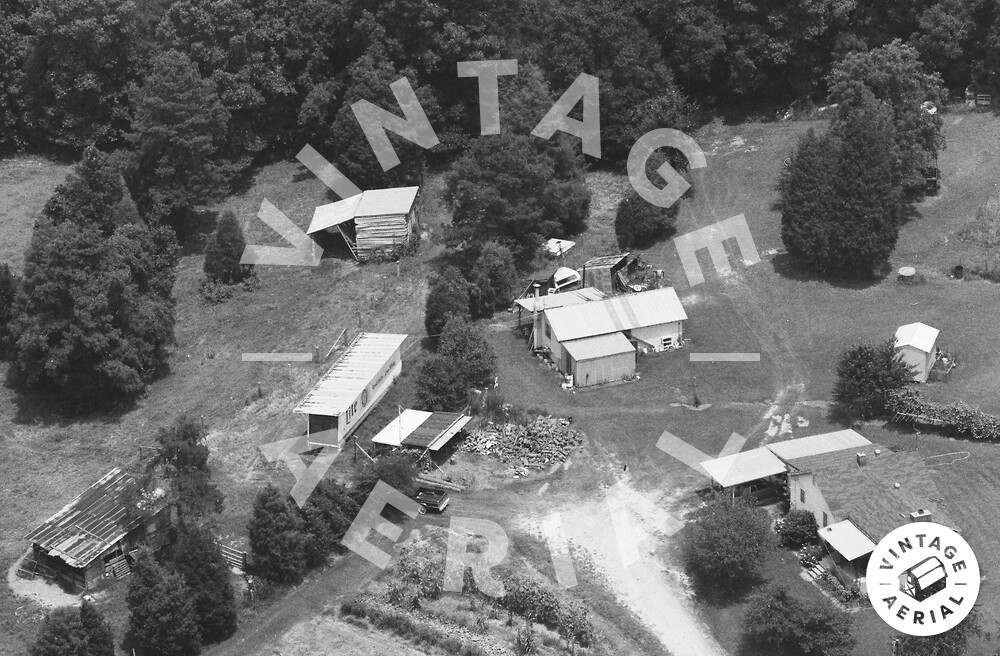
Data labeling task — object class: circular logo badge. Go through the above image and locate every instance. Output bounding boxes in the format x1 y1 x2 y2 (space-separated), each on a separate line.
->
361 388 369 407
866 522 979 636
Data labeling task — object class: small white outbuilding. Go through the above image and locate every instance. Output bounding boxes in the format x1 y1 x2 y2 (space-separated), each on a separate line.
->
894 322 939 383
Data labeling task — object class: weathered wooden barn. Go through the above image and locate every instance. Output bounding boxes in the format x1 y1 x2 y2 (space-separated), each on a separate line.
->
895 322 939 383
535 287 688 387
22 468 175 592
294 332 408 449
306 186 420 260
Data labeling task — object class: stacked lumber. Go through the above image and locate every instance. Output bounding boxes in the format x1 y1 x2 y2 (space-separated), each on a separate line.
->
415 475 465 492
461 416 583 476
356 213 410 256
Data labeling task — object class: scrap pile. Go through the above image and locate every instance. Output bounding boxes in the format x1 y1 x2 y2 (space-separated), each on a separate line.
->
461 416 583 476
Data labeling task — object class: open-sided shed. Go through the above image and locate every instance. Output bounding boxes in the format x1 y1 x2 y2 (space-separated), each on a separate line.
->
372 409 472 452
294 333 408 449
307 187 420 260
700 447 788 488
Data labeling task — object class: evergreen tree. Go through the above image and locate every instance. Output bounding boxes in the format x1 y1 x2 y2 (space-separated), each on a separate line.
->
154 416 223 517
203 210 250 285
247 485 308 585
28 608 85 656
299 479 360 567
834 339 914 419
79 600 115 656
9 148 179 410
424 267 472 338
124 551 202 656
172 524 238 643
0 263 18 359
779 129 841 270
129 49 233 225
470 242 517 318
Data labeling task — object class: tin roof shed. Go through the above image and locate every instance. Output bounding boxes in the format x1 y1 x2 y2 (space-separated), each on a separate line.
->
23 468 163 569
307 187 420 234
700 447 788 488
544 287 688 342
767 430 872 462
294 333 407 416
562 332 634 361
513 287 606 313
372 409 472 450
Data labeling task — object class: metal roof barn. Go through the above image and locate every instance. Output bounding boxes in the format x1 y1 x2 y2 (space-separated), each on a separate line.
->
700 447 788 488
767 429 872 463
23 468 164 570
294 333 407 448
544 287 688 342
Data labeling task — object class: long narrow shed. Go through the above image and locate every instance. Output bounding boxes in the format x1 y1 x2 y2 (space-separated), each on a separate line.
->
307 187 420 260
294 333 408 449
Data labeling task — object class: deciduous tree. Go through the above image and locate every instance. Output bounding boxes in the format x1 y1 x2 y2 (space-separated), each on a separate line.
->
424 267 472 338
470 242 517 318
742 584 855 656
681 494 775 593
615 188 679 248
416 317 496 411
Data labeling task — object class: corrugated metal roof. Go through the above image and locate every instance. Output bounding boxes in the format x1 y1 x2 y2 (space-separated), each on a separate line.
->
895 322 939 353
767 429 872 462
307 187 419 234
563 332 634 361
372 409 432 446
545 287 688 342
584 253 629 268
545 238 575 256
370 410 471 451
293 333 407 416
23 468 162 569
700 447 788 488
820 520 877 561
513 287 606 312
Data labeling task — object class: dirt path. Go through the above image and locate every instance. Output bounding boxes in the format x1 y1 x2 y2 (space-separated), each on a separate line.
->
520 477 729 656
203 553 379 656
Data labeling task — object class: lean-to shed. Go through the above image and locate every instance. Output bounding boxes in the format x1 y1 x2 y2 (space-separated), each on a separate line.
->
307 187 420 260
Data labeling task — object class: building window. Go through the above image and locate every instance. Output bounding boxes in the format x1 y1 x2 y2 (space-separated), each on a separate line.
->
545 324 551 339
661 337 673 349
822 512 828 527
800 489 805 503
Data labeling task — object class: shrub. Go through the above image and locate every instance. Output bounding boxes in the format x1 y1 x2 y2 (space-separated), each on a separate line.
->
742 584 855 656
469 241 517 318
199 279 233 304
424 267 472 337
352 453 419 503
416 317 497 411
888 387 1000 441
614 188 679 248
777 510 819 548
798 544 825 569
203 210 251 284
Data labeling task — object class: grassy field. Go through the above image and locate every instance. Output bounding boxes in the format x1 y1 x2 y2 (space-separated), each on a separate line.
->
3 108 1000 656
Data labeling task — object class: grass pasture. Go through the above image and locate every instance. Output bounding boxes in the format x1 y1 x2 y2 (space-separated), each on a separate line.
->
0 155 72 273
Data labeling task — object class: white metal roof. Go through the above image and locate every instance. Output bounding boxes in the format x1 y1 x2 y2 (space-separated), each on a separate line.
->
513 287 606 313
820 520 877 561
895 322 939 353
372 409 432 446
544 287 688 342
766 430 872 462
563 332 635 361
307 187 419 234
700 447 788 488
545 238 575 256
293 333 407 416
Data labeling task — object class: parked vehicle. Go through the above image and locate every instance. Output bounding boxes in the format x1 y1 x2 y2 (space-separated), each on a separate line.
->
736 481 782 505
411 487 451 514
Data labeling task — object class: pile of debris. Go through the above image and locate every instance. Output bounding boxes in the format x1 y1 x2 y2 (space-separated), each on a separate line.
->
461 416 583 473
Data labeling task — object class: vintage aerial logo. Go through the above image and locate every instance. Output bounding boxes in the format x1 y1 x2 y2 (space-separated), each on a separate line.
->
866 522 979 636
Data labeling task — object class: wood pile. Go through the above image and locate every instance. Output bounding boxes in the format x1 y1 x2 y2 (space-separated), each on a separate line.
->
461 416 583 475
356 213 411 256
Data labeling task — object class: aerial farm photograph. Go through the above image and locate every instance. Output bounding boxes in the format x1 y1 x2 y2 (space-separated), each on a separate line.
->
3 1 1000 655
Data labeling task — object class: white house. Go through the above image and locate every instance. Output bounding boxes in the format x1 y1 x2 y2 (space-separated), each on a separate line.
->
895 322 939 383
